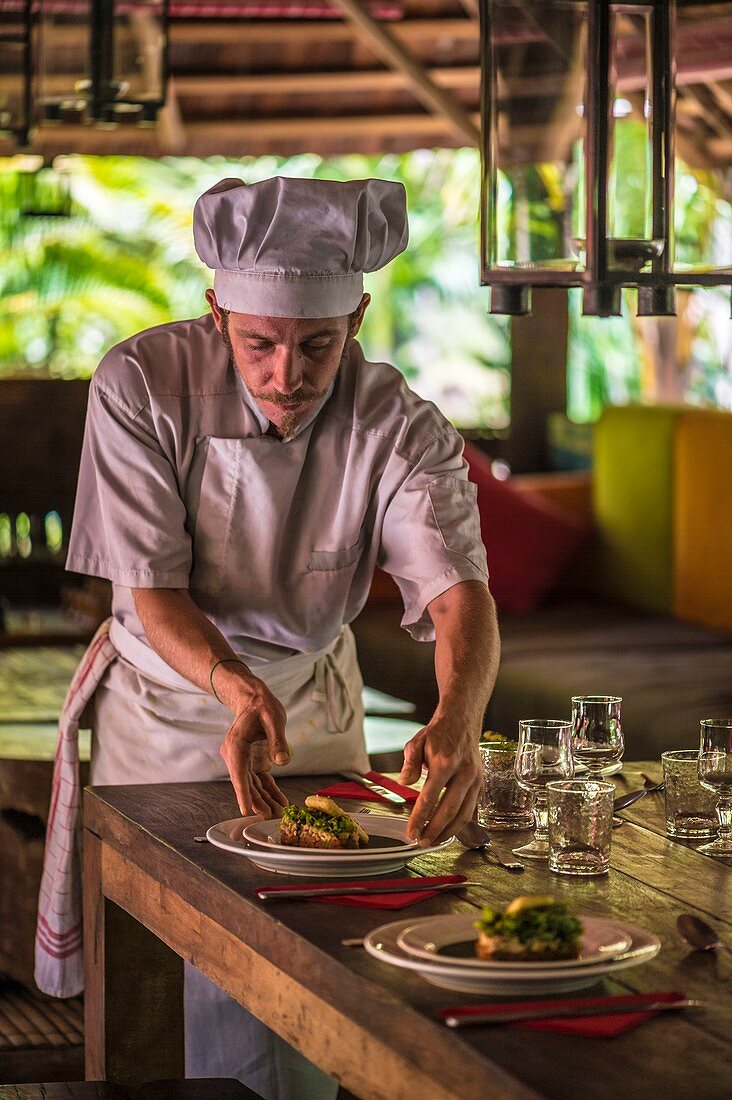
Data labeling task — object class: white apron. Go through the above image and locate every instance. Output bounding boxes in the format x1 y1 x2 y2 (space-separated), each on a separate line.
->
36 620 367 1099
94 617 369 785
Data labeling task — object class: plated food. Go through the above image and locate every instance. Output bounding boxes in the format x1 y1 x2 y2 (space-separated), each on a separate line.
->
280 796 369 850
207 811 454 877
475 895 583 962
365 913 660 995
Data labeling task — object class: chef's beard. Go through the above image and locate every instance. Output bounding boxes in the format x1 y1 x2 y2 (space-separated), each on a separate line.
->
220 311 336 437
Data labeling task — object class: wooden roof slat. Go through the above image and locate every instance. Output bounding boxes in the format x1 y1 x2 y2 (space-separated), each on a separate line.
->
281 0 479 144
681 84 732 137
0 111 481 158
1 2 729 163
169 16 480 44
0 66 480 97
174 65 479 93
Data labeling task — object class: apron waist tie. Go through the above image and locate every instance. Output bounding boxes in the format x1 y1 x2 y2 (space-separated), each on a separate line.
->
312 648 356 733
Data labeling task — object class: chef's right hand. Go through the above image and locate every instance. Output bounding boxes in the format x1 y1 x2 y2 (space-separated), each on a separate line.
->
218 675 291 818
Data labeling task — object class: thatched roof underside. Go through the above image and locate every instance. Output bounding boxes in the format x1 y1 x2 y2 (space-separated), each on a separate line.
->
1 0 731 163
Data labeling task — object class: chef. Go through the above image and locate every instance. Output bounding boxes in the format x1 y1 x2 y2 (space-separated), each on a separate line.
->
38 176 499 1098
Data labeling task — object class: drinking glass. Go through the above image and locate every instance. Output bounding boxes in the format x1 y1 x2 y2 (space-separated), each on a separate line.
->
697 719 732 856
547 779 614 875
661 749 718 838
513 719 574 860
477 742 535 830
571 696 624 777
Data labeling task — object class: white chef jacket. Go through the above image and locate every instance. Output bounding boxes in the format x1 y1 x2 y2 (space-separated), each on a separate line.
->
67 312 489 666
57 315 489 1096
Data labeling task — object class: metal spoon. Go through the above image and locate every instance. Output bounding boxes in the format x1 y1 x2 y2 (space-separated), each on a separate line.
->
677 913 732 956
457 821 525 873
613 788 647 813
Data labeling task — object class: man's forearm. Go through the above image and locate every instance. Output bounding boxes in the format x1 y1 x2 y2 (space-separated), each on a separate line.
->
132 589 291 807
132 587 258 710
427 580 500 731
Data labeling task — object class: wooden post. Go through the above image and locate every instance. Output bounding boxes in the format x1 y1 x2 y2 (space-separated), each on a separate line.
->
84 829 185 1083
506 287 569 473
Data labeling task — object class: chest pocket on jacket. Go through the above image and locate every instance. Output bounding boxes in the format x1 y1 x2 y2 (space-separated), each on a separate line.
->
309 530 366 572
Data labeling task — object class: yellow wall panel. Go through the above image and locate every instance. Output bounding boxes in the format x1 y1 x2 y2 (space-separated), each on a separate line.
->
675 409 732 632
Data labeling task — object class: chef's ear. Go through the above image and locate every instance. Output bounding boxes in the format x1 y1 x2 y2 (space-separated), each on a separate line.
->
347 293 370 339
206 289 225 334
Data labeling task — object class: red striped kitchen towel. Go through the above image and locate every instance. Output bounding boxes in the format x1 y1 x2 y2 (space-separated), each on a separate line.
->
34 619 116 998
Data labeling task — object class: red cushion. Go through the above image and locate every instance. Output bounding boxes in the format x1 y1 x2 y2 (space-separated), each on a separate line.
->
463 442 590 613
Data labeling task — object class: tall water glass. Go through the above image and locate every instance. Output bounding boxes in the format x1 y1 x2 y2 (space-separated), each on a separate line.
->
513 719 574 860
698 718 732 856
571 696 624 777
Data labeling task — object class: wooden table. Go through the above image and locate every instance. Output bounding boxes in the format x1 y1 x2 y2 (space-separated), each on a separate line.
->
83 765 732 1099
0 642 405 985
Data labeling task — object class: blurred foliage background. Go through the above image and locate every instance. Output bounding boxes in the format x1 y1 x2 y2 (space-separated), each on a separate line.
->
0 132 729 434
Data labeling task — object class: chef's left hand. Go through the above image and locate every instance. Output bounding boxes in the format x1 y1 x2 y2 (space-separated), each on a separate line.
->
398 716 482 846
219 681 291 819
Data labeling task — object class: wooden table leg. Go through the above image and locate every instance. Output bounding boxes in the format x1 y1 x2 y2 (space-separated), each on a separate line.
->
84 829 185 1083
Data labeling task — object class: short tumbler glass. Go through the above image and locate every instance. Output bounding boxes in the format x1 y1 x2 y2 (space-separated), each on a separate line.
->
571 695 623 777
662 749 718 839
477 742 535 830
698 719 732 856
547 779 614 875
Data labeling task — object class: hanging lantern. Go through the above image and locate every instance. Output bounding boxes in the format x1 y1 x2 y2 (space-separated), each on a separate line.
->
0 0 36 145
38 0 169 126
479 0 732 317
0 0 169 146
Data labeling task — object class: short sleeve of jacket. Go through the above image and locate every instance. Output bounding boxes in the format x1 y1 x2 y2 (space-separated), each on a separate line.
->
378 430 489 641
66 376 192 587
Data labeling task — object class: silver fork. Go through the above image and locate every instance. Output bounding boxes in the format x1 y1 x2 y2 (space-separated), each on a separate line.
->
641 773 665 793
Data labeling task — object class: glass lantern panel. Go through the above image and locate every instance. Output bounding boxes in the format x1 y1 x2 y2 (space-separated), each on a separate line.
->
112 0 166 115
0 36 25 137
36 3 92 123
672 3 731 278
36 0 166 123
602 4 662 275
609 6 652 242
483 0 588 275
0 0 39 140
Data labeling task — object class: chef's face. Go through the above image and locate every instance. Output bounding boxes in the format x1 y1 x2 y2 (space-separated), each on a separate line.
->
206 291 369 438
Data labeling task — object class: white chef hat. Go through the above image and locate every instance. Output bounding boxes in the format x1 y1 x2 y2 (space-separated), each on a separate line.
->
193 175 409 318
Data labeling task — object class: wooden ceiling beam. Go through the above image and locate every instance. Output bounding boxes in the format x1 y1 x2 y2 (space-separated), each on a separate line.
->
321 0 479 145
171 17 480 45
710 80 732 118
0 16 479 47
0 111 482 152
681 84 732 138
0 67 480 98
707 136 732 161
174 66 480 95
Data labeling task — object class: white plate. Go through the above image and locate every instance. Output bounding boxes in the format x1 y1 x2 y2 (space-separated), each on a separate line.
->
364 918 660 994
396 914 632 970
206 817 453 877
243 813 418 856
574 760 624 776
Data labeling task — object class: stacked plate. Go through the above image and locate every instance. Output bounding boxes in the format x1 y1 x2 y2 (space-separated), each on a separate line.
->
363 913 661 993
206 812 453 877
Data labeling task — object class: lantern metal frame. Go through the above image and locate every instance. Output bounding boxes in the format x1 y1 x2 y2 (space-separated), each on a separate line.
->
479 0 732 317
0 0 34 145
0 0 169 146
